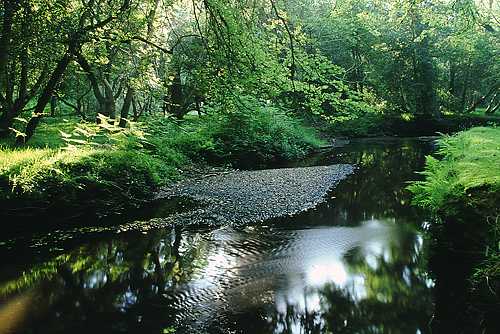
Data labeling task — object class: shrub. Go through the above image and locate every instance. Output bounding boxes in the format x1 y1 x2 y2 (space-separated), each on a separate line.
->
145 98 324 166
200 98 325 164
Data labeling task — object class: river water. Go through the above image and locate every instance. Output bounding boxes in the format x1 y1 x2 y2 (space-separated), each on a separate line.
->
0 138 438 334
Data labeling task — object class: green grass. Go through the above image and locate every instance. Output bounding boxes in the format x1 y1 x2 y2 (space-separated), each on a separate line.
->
0 146 177 214
0 105 323 220
26 117 79 148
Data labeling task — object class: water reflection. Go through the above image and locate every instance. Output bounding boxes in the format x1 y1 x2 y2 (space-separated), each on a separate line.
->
0 220 431 333
279 138 434 230
252 221 432 334
0 138 435 333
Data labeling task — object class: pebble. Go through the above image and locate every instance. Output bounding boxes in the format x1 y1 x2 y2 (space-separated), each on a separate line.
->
153 164 354 228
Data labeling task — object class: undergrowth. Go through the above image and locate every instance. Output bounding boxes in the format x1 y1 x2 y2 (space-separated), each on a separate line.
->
0 102 323 220
409 127 500 213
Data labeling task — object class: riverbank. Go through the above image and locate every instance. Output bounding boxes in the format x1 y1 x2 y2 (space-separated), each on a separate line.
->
0 165 354 253
409 126 500 332
0 111 325 228
0 138 435 334
321 112 500 137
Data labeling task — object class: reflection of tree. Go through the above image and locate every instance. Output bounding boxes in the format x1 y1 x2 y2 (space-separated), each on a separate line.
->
426 219 499 334
320 230 431 334
0 227 209 333
330 140 432 224
220 225 433 334
319 229 430 333
0 139 437 333
284 139 434 228
266 299 324 334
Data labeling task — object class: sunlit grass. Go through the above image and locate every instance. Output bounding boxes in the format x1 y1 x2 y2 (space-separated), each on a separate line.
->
0 108 324 215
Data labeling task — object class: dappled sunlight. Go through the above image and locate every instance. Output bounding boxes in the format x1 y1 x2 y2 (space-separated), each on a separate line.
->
0 0 497 331
307 261 348 287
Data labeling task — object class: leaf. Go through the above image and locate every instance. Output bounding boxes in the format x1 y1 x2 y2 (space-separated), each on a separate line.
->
13 117 28 124
8 127 26 138
74 127 92 137
65 138 88 145
59 130 72 138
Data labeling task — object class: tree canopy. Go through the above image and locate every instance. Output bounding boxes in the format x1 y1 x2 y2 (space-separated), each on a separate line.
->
0 0 497 143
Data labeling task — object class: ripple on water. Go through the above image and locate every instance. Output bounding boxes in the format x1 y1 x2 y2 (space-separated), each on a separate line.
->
163 219 406 332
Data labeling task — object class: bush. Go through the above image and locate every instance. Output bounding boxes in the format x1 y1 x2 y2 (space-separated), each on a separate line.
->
199 98 324 165
207 103 324 163
145 98 324 166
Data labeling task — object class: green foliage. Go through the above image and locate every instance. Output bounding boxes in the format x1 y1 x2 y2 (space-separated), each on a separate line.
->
203 99 325 163
145 98 324 166
323 109 387 137
0 106 324 217
26 117 79 148
0 146 175 213
409 127 500 213
0 117 183 215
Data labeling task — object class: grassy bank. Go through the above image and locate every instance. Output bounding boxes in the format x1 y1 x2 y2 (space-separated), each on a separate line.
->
409 127 500 284
0 106 323 224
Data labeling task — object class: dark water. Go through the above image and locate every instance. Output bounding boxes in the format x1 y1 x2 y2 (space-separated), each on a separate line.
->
0 138 437 334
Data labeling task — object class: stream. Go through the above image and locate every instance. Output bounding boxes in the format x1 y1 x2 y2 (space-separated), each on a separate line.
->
0 138 440 334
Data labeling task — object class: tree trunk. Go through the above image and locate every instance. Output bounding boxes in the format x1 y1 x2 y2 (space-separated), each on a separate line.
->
0 101 23 137
468 85 499 113
449 61 457 96
415 37 438 118
102 78 116 120
17 51 72 145
75 52 108 120
162 93 169 116
77 100 85 120
0 0 16 93
169 70 184 118
460 63 471 112
50 95 57 116
119 86 134 127
132 97 139 121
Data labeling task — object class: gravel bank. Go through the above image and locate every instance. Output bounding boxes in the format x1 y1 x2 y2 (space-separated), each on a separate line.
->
150 164 354 228
1 164 354 251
